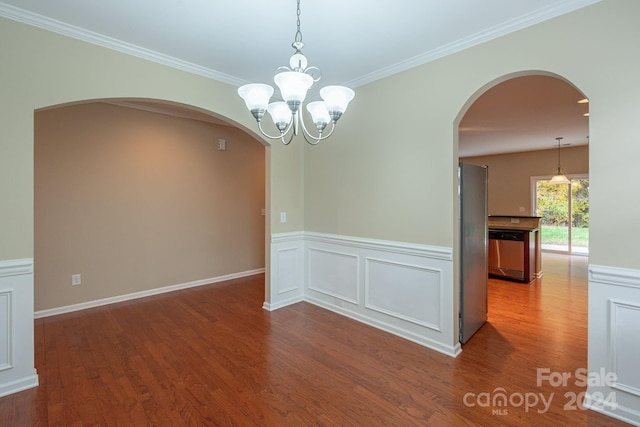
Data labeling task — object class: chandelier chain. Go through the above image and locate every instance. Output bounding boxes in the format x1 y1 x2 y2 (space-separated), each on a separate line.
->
294 0 303 43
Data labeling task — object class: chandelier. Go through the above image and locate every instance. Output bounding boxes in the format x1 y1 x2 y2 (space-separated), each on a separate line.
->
237 0 355 145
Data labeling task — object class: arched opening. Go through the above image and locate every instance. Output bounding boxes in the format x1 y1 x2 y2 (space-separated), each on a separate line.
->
454 71 590 353
33 98 268 314
459 74 590 256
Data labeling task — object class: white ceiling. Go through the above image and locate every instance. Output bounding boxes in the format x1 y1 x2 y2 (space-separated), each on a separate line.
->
0 0 596 155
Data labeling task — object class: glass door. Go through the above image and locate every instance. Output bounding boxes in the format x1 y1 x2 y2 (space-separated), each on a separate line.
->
570 178 589 254
534 176 589 255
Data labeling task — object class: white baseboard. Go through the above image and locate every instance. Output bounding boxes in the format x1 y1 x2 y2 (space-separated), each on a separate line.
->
584 397 640 427
262 295 304 311
0 373 39 398
306 295 461 357
35 268 265 318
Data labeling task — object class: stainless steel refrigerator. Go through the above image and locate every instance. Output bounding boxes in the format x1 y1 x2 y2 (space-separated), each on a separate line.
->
459 163 488 344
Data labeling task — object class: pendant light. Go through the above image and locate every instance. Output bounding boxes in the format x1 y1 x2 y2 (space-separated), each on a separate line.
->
550 137 571 184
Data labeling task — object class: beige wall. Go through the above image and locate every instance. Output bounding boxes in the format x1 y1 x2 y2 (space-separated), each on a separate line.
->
34 102 265 310
0 16 311 302
461 146 589 216
0 15 306 249
1 1 640 303
305 0 640 270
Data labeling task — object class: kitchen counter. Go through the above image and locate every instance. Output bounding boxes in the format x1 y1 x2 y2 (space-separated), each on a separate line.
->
489 225 540 231
488 215 541 231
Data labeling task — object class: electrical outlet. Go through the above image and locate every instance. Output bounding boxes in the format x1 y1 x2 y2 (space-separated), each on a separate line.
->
280 212 287 223
71 274 81 286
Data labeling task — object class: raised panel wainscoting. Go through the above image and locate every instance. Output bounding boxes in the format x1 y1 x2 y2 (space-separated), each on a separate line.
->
266 232 305 311
587 264 640 426
269 232 458 357
0 259 38 397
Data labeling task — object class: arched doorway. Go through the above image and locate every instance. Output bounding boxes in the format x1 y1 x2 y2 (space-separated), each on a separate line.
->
454 71 590 344
33 98 268 315
459 74 590 256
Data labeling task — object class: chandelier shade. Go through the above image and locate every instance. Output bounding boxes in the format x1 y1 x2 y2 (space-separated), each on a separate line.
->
267 102 293 131
274 71 314 106
237 84 274 119
306 101 330 130
236 0 354 145
320 86 355 113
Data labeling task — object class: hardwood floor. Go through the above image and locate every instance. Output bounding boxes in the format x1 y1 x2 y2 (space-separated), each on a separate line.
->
0 253 629 426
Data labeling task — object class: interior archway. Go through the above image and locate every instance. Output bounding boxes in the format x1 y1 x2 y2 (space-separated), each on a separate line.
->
453 71 590 345
33 98 268 314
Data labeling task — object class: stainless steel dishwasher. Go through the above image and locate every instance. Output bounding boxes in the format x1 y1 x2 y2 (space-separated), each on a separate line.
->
488 229 526 281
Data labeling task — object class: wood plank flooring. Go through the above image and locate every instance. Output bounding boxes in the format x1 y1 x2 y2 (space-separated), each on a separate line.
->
0 253 629 426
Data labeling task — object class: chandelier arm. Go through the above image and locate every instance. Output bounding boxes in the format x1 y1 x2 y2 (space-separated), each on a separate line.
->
257 120 293 140
299 115 336 145
301 129 321 145
299 113 321 145
282 131 295 145
275 66 292 75
319 122 337 140
305 66 322 82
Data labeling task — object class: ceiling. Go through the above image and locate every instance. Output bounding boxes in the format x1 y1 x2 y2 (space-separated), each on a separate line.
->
0 0 596 155
459 75 589 157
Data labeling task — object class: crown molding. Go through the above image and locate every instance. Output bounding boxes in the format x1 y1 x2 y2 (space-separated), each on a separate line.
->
0 2 248 87
344 0 602 89
1 0 601 90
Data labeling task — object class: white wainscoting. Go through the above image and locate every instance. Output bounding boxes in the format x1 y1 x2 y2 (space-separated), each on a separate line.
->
308 247 359 304
266 232 305 310
266 232 458 357
0 259 38 397
0 290 11 371
365 258 442 331
587 264 640 426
